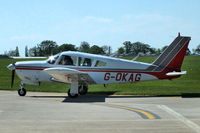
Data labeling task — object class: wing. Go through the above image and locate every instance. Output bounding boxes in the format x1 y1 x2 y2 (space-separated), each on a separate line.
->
43 67 96 84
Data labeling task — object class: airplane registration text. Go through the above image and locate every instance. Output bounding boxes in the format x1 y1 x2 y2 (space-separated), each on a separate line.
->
104 72 141 82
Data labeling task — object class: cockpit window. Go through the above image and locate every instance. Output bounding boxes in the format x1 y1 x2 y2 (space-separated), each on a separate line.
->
95 60 107 67
59 55 77 66
47 53 60 64
78 57 93 67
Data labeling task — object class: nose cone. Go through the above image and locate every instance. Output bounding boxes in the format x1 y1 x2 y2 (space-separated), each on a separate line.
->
7 64 16 71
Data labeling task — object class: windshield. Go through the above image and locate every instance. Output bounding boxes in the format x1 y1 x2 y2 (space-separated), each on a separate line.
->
47 53 60 64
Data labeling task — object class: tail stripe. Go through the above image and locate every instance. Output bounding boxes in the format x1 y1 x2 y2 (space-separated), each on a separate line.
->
153 37 183 66
153 37 189 72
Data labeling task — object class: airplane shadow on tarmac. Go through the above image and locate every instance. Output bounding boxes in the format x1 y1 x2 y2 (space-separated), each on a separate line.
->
29 92 200 103
30 94 108 102
61 95 168 103
63 93 200 102
30 92 117 103
29 92 184 103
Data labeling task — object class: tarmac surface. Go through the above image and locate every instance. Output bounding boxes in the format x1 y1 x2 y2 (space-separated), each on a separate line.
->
0 90 200 133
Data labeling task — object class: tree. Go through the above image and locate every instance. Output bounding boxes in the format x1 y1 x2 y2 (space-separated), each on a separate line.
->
149 48 157 54
58 44 77 52
123 41 132 54
4 50 16 56
35 40 58 56
156 48 161 54
102 45 112 55
40 40 58 56
117 47 125 54
131 42 152 55
194 44 200 54
89 45 105 54
79 41 90 53
108 46 112 55
4 47 20 57
161 45 168 52
101 45 112 55
15 46 20 56
25 46 28 57
29 46 38 57
186 48 191 55
119 41 156 55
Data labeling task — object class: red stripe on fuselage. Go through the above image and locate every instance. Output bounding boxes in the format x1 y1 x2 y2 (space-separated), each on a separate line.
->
16 67 44 70
15 66 179 80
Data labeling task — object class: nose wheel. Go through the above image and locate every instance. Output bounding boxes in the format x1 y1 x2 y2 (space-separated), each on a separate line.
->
18 88 26 96
18 83 26 96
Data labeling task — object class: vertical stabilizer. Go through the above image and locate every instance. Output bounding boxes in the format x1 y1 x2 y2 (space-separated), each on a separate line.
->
152 34 191 72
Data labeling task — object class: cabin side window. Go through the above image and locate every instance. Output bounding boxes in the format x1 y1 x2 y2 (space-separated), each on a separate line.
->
58 55 77 66
78 57 93 67
95 60 107 67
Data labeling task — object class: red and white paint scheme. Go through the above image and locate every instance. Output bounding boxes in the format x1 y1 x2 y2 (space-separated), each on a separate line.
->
7 34 191 98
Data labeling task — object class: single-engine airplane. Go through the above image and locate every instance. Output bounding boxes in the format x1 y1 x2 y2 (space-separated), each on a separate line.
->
7 33 191 98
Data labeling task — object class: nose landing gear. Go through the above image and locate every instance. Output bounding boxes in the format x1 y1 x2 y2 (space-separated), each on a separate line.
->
18 88 26 96
18 83 26 96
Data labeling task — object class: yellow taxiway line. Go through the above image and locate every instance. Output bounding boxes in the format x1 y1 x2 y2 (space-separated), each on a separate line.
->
92 103 159 119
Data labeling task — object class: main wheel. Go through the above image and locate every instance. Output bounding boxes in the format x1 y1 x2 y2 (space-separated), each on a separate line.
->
78 85 88 95
68 89 78 98
18 88 26 96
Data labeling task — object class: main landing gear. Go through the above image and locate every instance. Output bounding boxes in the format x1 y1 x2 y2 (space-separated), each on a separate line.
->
18 83 26 96
68 84 88 98
67 89 78 98
78 85 88 95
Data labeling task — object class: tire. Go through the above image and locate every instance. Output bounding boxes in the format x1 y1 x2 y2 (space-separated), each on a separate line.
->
18 88 26 96
68 89 78 98
78 85 88 95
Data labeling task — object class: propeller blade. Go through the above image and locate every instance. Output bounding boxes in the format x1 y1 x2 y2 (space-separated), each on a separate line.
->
11 70 15 88
11 63 16 88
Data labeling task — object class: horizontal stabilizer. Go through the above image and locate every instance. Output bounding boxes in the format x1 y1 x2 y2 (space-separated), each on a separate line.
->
166 71 187 76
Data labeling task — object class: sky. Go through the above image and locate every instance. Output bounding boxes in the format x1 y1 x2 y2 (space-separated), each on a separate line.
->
0 0 199 56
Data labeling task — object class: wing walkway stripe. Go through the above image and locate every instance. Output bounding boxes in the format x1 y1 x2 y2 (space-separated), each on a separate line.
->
93 103 160 119
158 105 200 133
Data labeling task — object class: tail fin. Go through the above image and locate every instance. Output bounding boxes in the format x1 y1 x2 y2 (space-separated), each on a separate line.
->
152 33 191 72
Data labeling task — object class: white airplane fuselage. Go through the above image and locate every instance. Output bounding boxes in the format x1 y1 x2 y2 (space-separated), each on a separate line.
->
14 53 157 86
7 34 191 97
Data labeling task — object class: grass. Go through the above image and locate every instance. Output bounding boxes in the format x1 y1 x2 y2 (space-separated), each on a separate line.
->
0 56 200 96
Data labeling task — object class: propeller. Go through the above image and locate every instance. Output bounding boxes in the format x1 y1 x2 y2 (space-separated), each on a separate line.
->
7 63 16 88
11 68 15 88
